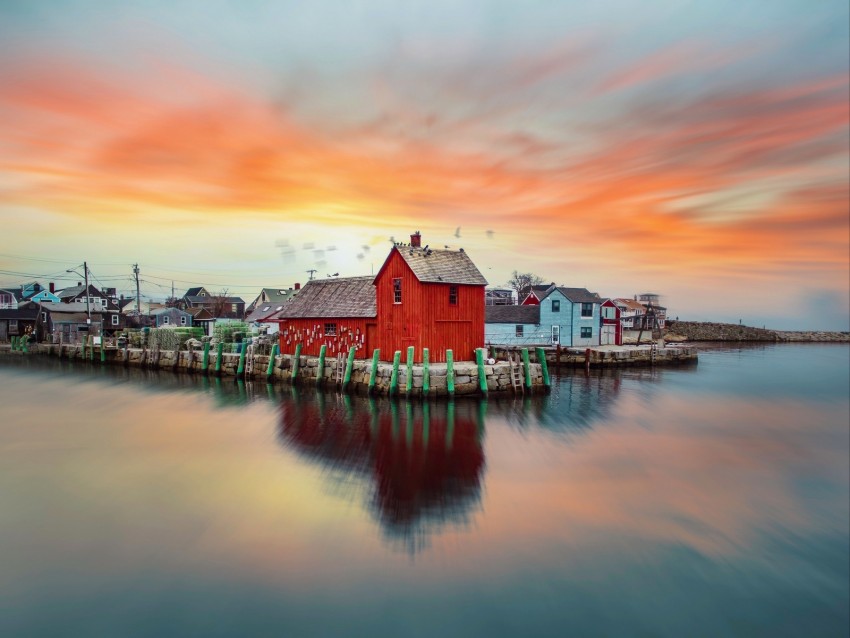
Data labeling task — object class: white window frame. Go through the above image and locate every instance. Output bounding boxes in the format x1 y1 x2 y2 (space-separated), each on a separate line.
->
163 316 170 325
111 314 119 326
180 316 187 326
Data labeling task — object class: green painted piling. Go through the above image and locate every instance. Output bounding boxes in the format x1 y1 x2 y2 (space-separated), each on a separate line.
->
215 342 223 376
422 348 430 396
405 346 414 395
342 346 356 391
389 350 401 396
476 347 488 395
446 350 455 396
291 343 302 383
237 341 247 377
202 341 210 372
11 336 17 350
368 349 380 394
522 348 532 389
267 343 279 379
316 344 326 386
536 347 551 391
100 337 105 363
22 336 29 354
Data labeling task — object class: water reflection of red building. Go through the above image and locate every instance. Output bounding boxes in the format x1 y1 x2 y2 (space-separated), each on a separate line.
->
278 392 485 550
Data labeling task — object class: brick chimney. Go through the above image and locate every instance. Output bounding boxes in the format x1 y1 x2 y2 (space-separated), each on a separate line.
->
49 282 55 293
294 282 301 290
410 231 421 248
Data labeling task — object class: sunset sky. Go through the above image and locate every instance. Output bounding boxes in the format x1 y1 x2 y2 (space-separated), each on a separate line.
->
1 1 848 330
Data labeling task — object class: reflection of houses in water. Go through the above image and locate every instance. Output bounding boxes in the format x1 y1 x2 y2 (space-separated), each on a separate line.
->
278 392 485 552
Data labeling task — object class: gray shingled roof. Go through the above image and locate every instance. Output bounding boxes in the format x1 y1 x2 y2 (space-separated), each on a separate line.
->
56 284 87 299
549 287 602 303
268 276 376 319
485 305 540 324
390 246 488 285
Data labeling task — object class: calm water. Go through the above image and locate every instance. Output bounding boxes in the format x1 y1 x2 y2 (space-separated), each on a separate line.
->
1 345 848 637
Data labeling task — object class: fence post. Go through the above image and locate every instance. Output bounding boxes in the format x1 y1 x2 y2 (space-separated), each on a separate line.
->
368 349 380 395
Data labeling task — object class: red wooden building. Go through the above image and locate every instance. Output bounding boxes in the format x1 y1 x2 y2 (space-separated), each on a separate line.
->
600 298 623 345
372 232 487 362
271 232 487 362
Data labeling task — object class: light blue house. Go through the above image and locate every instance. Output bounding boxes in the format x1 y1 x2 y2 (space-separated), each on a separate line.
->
484 305 548 346
538 287 602 347
29 289 61 303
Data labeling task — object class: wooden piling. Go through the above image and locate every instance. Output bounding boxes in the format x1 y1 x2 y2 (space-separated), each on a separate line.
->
291 343 302 384
267 343 279 380
316 344 326 386
405 345 414 395
215 342 223 376
237 341 247 378
422 348 430 396
342 346 356 391
536 347 551 391
476 348 488 396
446 349 455 397
368 349 380 395
390 350 401 396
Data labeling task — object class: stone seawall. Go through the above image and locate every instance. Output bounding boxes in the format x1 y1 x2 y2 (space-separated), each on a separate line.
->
665 321 849 343
1 343 547 397
490 344 697 368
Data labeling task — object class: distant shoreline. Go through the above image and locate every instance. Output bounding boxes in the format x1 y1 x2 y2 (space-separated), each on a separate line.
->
664 320 849 343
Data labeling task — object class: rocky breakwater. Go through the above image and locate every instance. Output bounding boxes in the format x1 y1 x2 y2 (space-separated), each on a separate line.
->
665 320 849 343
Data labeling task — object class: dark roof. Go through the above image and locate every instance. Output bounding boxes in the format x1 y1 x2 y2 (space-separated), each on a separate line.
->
185 295 244 304
246 301 289 323
548 287 602 303
118 298 135 309
485 305 540 324
269 276 376 319
184 287 204 297
388 246 487 286
186 307 214 320
0 304 39 320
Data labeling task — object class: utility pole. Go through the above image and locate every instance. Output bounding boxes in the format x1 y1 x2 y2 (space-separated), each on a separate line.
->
133 263 141 315
83 261 91 325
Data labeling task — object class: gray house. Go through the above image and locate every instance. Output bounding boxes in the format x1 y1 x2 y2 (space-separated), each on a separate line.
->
484 305 548 346
150 307 193 328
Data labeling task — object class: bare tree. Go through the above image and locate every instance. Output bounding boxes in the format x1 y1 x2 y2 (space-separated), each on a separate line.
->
210 289 232 318
507 271 547 299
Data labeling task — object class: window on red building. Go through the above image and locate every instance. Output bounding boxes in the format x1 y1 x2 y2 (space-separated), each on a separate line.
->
449 286 458 305
393 278 402 304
